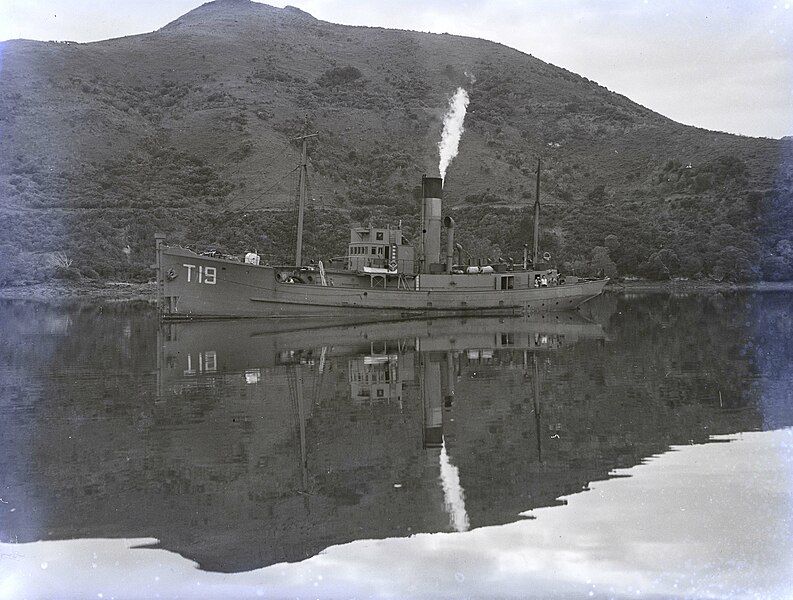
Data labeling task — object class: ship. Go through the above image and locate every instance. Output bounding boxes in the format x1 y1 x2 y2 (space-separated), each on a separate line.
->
155 136 608 320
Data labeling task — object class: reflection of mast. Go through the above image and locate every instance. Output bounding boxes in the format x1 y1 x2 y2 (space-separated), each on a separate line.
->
287 365 309 492
532 352 542 462
156 323 164 398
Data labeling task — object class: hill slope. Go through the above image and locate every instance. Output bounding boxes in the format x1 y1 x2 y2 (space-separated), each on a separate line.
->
1 0 792 282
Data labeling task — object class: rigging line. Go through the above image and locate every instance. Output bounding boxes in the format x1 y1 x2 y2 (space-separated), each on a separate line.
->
221 152 287 189
304 175 313 216
244 135 316 205
290 166 302 250
229 164 301 213
304 165 322 211
215 139 282 175
232 146 312 210
223 139 299 200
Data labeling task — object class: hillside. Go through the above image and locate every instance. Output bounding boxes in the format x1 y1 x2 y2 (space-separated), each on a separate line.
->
1 0 792 283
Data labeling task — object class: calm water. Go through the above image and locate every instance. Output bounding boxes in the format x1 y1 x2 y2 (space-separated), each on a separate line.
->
1 292 792 599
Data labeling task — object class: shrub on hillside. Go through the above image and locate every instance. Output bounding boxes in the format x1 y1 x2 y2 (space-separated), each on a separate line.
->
52 266 82 280
761 255 793 281
693 173 712 193
316 66 362 87
79 266 101 280
590 246 617 278
639 251 676 280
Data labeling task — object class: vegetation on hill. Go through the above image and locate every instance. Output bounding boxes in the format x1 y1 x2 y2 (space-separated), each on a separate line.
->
1 0 792 285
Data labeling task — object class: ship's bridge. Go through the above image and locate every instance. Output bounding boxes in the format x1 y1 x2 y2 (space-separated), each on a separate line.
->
347 225 415 274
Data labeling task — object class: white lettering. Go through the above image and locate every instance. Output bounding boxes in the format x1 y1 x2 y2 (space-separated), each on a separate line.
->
184 351 217 374
184 354 195 375
183 263 217 285
204 351 217 372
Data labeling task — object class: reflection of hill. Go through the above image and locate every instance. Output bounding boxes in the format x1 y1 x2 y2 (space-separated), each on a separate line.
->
448 342 762 530
0 295 787 573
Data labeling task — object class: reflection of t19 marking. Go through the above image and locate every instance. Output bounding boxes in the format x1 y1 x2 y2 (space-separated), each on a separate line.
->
183 264 216 284
184 351 217 375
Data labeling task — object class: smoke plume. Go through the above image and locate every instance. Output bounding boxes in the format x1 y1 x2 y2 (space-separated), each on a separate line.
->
438 87 470 184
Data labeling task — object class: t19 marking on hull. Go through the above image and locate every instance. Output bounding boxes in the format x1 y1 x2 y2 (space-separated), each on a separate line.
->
183 264 217 284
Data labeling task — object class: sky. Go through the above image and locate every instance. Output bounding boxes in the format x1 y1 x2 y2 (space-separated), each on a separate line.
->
0 0 791 139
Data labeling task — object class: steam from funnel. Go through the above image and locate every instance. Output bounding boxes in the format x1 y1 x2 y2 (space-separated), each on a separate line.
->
438 87 470 184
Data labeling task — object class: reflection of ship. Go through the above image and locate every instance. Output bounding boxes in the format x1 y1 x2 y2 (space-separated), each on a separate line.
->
154 315 607 556
348 348 409 405
157 312 605 392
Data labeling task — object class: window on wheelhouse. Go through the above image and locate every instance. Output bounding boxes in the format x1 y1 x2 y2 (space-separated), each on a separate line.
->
500 275 514 290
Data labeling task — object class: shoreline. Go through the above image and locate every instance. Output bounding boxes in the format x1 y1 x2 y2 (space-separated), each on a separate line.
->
2 279 793 303
606 280 793 293
0 281 156 302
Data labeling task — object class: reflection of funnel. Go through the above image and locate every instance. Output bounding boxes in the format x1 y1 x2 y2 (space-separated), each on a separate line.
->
421 352 469 531
444 352 456 408
422 357 443 448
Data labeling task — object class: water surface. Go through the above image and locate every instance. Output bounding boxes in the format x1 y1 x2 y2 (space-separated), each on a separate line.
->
1 292 791 598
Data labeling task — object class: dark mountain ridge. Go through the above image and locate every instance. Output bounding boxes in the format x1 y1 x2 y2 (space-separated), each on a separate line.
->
1 0 792 283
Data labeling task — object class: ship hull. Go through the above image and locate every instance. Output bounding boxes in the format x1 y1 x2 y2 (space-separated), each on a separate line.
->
158 246 608 320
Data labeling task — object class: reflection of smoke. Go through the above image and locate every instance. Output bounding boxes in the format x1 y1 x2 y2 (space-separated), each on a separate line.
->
439 438 470 532
438 87 470 183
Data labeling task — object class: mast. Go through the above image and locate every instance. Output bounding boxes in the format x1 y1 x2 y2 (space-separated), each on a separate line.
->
293 133 318 267
532 157 541 270
418 191 425 273
154 233 165 314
